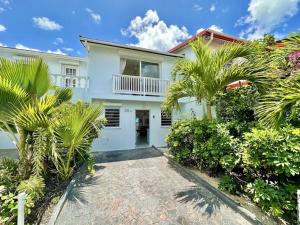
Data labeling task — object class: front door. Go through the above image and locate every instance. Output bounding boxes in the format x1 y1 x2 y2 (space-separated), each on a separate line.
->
135 110 149 147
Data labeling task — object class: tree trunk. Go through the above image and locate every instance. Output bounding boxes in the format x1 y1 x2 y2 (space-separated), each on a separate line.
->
206 101 213 120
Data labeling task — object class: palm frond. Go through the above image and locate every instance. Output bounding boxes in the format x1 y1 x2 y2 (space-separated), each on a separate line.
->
0 76 29 121
0 57 50 98
9 103 50 131
214 42 253 68
256 80 300 127
164 37 271 114
163 81 195 112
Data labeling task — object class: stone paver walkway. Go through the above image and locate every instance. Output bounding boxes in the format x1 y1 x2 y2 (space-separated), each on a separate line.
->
55 148 256 225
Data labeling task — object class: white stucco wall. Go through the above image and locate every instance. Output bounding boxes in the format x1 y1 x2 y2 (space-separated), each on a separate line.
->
85 44 179 102
92 100 174 151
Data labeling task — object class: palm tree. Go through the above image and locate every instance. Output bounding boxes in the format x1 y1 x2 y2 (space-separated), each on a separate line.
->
52 102 104 180
0 58 72 178
163 38 272 120
256 34 300 127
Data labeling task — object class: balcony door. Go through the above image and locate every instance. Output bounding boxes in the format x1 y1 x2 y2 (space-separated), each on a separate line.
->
120 58 159 78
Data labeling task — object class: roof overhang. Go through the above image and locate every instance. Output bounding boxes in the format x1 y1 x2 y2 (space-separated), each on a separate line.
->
168 29 245 53
0 46 86 62
80 36 184 58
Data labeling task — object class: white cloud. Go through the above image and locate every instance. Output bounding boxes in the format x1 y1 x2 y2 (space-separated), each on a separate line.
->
121 9 190 51
194 4 203 11
15 43 66 55
197 25 223 34
63 47 73 52
53 37 63 45
46 49 66 55
15 43 40 52
0 24 6 31
210 4 216 12
85 8 101 24
0 42 7 47
0 7 5 13
237 0 300 39
32 17 63 31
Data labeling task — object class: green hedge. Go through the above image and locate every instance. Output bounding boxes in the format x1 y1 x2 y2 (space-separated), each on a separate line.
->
166 119 238 174
166 119 300 223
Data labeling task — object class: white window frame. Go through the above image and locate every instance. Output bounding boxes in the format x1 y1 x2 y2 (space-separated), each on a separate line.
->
62 64 79 88
120 57 161 78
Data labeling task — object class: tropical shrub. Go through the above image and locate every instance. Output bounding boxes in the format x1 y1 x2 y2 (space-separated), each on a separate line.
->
17 176 45 201
166 119 239 174
0 158 19 189
216 86 258 123
246 179 297 220
218 175 240 194
166 119 196 165
242 127 300 177
193 122 239 173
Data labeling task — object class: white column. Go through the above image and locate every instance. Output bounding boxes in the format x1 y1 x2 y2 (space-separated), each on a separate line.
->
298 190 300 222
17 192 26 225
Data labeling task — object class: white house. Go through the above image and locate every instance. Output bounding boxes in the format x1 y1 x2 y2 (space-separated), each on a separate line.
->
0 29 243 151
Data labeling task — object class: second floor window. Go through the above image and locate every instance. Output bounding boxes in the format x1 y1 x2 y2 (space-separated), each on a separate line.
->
62 65 78 87
66 67 77 76
120 58 159 78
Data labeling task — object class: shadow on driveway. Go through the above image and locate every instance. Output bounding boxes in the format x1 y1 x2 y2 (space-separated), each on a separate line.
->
93 147 163 163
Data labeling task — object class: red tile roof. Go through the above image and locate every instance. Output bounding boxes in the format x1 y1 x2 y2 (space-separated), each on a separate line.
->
168 29 244 53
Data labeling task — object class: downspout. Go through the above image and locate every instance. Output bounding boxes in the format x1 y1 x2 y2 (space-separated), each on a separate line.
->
206 32 214 46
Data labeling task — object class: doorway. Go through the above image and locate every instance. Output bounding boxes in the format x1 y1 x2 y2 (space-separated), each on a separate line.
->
135 110 149 147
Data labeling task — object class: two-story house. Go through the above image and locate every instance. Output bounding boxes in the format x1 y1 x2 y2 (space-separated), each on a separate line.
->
79 37 184 150
0 29 243 151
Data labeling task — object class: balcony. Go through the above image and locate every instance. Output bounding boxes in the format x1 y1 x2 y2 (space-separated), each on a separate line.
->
51 74 89 89
112 74 170 97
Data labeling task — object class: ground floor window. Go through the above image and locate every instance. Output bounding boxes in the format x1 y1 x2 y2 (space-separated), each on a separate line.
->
161 111 172 126
105 108 120 127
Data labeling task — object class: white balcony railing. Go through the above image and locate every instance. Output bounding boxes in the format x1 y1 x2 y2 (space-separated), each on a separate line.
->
51 74 89 89
112 74 170 96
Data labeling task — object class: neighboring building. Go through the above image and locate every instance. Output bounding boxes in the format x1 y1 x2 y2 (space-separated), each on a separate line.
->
0 29 243 151
168 29 244 117
0 46 88 149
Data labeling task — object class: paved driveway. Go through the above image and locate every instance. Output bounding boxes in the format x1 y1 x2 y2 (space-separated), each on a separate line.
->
55 148 258 225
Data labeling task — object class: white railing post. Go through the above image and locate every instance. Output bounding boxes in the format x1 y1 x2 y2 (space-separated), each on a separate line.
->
297 190 300 222
18 192 26 225
143 77 146 96
112 75 115 93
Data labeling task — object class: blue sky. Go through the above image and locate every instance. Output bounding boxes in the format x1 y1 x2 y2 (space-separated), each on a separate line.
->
0 0 299 56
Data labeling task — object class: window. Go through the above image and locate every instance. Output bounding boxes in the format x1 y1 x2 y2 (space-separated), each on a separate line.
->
120 58 140 76
62 65 78 87
66 67 76 76
105 108 120 127
161 111 172 126
141 61 159 78
120 58 159 78
65 78 77 87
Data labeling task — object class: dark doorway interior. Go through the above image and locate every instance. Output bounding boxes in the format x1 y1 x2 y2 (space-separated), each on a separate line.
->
135 110 149 147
